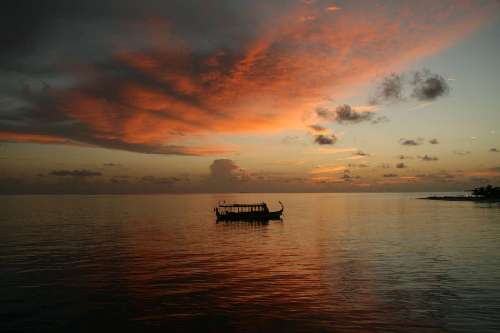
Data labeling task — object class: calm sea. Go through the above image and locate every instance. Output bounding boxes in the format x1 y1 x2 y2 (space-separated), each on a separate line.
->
1 193 499 332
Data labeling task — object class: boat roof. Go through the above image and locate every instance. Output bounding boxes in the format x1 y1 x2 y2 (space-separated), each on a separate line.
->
218 203 267 207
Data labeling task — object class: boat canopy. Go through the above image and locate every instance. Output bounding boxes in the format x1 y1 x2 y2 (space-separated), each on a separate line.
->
217 203 268 212
218 203 267 208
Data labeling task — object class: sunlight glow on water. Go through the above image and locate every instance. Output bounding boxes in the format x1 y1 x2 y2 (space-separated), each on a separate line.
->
1 193 500 332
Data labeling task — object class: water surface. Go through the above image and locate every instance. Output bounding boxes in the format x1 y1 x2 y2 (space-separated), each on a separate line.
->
1 193 499 332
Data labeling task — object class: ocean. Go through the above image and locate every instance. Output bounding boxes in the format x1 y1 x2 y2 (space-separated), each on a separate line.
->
1 193 499 332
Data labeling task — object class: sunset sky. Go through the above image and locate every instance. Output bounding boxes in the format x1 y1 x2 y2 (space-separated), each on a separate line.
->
1 0 499 193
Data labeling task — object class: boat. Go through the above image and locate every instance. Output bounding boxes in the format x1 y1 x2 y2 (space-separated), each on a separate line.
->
214 202 284 221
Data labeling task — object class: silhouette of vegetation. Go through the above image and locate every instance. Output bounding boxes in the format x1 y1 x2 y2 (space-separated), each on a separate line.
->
470 185 500 199
422 184 500 202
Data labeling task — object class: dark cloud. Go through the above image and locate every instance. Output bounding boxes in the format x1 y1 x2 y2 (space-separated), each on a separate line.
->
411 69 450 101
416 171 455 182
399 138 423 146
103 163 120 167
206 159 250 191
140 175 181 185
0 1 285 64
383 173 398 178
333 105 373 124
490 148 499 153
309 124 326 132
370 73 404 104
314 134 337 145
210 159 241 179
0 1 296 156
110 175 130 184
0 2 487 160
371 69 450 104
355 150 369 156
50 169 102 177
340 169 360 182
396 162 407 169
341 173 353 181
429 138 439 145
316 105 385 125
419 155 439 161
398 155 413 160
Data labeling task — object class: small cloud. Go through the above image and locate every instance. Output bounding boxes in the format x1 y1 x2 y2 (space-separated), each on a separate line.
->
315 147 357 154
490 148 499 153
381 163 391 169
355 150 369 156
370 69 450 104
341 172 358 182
399 138 423 146
398 155 413 160
309 124 326 132
299 15 317 22
316 105 382 125
348 163 369 168
370 73 405 105
50 169 102 177
419 154 439 161
339 169 361 182
334 105 373 124
110 175 130 184
371 116 390 124
339 155 366 161
429 138 439 145
411 69 450 101
409 102 433 111
210 159 241 178
326 5 341 11
103 163 121 167
453 150 470 156
141 175 180 185
383 173 398 178
314 134 337 145
396 162 407 169
310 165 347 174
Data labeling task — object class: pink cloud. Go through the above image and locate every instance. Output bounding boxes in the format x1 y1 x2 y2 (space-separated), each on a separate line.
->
1 0 497 155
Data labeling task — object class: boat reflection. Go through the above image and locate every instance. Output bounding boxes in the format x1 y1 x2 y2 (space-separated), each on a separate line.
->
216 218 283 225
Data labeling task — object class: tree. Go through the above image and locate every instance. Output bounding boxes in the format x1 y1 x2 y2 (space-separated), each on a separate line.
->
471 185 500 198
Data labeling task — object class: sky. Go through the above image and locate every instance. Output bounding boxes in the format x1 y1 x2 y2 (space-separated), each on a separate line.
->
1 0 499 194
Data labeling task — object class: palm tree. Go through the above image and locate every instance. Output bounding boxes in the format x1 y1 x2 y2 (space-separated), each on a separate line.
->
471 185 500 198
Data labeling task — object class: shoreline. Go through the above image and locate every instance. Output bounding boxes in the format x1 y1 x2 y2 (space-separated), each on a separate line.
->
420 196 500 202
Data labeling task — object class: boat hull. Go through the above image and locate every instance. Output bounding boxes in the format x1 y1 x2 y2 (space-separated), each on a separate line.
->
216 210 283 221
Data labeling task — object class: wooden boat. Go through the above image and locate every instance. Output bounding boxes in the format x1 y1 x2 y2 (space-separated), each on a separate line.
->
214 202 284 221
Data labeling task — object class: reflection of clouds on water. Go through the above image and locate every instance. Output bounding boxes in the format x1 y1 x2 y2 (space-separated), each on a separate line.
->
1 193 500 331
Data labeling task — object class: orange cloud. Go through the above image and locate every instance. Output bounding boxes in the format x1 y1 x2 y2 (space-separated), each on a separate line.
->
325 5 341 12
0 132 68 144
1 1 497 155
310 165 347 174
